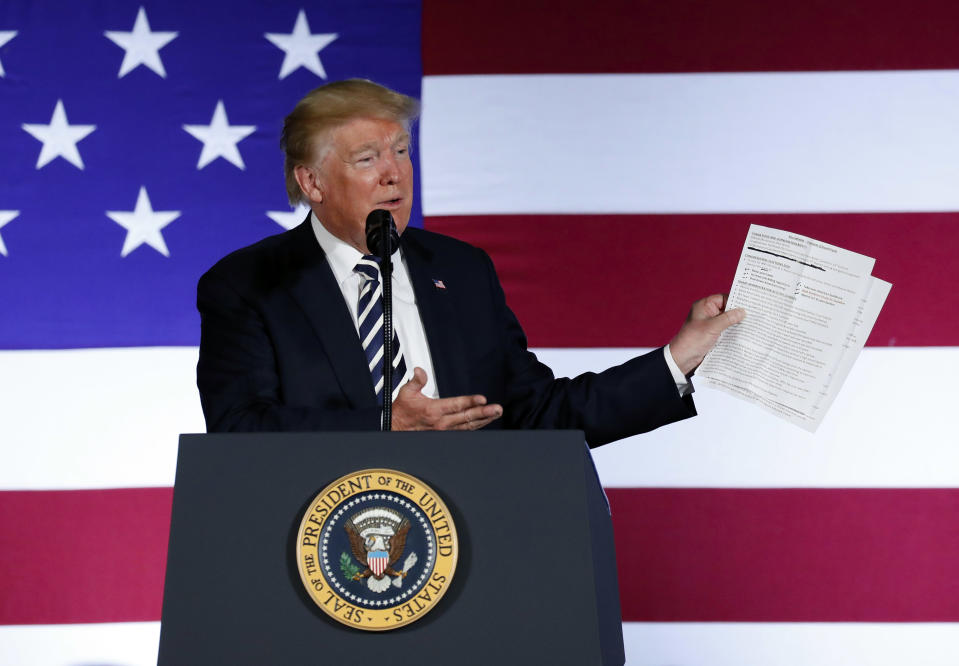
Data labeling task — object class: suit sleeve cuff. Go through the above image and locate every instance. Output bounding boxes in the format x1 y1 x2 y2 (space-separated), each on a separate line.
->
664 344 694 397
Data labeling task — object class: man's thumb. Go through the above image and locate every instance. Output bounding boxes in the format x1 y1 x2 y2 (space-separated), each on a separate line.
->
406 366 428 390
716 307 746 331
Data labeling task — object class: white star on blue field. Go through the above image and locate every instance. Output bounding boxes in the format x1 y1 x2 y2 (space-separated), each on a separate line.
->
0 0 422 349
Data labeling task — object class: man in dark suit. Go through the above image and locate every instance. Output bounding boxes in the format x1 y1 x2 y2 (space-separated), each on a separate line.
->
197 79 744 444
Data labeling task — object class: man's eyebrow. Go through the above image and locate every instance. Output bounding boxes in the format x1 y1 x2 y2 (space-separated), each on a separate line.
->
346 133 411 158
347 142 379 158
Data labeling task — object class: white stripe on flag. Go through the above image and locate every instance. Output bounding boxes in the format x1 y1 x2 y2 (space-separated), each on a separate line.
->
621 622 959 666
0 347 203 490
422 72 959 215
2 621 956 665
1 347 954 490
0 622 160 666
536 346 959 488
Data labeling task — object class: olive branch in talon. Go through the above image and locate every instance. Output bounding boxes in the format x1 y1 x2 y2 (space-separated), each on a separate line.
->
339 551 361 580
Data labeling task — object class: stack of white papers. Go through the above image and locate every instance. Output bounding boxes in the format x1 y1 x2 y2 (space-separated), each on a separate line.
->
699 224 891 432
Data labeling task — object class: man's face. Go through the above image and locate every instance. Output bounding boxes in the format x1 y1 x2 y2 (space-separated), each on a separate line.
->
310 116 413 253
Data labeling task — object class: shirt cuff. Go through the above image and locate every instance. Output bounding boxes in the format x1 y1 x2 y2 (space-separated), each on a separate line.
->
664 344 693 397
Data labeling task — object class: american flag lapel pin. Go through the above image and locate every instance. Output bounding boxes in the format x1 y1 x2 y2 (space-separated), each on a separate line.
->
432 278 447 290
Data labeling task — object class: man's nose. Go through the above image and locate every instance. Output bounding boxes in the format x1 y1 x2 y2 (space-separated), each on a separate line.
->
379 154 401 184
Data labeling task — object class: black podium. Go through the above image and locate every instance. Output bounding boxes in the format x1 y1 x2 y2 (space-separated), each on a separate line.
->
157 431 625 665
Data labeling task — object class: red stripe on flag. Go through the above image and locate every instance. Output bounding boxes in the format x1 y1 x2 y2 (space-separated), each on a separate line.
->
608 488 959 622
2 487 958 623
425 213 957 348
0 488 172 625
423 0 959 75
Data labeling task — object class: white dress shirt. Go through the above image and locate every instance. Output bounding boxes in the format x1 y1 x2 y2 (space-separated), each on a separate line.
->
311 213 440 399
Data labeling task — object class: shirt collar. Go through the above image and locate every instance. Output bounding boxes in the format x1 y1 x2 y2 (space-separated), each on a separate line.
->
311 211 363 288
310 211 415 302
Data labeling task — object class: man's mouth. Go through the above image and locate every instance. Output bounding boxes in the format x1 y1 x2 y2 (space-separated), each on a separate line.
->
378 198 404 209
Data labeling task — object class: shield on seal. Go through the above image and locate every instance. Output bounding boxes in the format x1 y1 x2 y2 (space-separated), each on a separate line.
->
368 550 389 577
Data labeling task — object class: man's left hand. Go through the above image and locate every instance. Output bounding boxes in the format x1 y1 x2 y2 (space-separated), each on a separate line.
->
669 294 745 376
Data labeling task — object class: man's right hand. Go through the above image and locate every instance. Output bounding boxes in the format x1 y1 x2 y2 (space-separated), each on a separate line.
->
391 367 503 431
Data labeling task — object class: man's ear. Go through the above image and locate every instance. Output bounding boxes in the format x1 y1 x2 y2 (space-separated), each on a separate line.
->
293 164 324 204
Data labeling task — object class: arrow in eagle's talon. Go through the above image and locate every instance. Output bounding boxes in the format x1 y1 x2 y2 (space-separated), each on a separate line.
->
392 552 419 587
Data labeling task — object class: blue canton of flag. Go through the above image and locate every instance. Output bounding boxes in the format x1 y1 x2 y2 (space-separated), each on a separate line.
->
0 1 422 349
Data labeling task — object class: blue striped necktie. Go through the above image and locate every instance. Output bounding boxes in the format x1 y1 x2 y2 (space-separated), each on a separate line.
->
354 255 407 408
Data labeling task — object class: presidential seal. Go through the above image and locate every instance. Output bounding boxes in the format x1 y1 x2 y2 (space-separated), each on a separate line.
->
295 468 458 631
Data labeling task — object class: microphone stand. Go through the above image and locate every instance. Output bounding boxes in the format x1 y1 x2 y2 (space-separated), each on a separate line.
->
366 208 400 431
379 220 394 432
366 209 400 431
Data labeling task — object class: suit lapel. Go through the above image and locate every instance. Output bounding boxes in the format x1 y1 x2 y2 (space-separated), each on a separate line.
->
283 220 377 409
402 232 468 398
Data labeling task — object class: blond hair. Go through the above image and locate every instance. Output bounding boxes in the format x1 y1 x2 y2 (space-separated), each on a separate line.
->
280 79 420 205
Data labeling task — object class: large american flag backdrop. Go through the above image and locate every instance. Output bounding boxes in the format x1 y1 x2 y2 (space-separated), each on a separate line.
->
2 1 958 663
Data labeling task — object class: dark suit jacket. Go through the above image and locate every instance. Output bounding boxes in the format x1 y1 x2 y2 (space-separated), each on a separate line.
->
196 220 695 446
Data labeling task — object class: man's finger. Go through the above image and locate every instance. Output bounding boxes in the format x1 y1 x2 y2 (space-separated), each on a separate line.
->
706 293 729 317
451 412 502 431
695 293 727 319
439 403 503 430
435 393 489 415
465 404 502 424
468 414 500 430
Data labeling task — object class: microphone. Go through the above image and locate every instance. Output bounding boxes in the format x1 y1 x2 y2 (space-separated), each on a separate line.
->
364 209 399 431
365 209 399 260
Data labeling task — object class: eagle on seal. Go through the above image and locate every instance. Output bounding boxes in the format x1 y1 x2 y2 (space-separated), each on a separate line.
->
345 507 411 590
